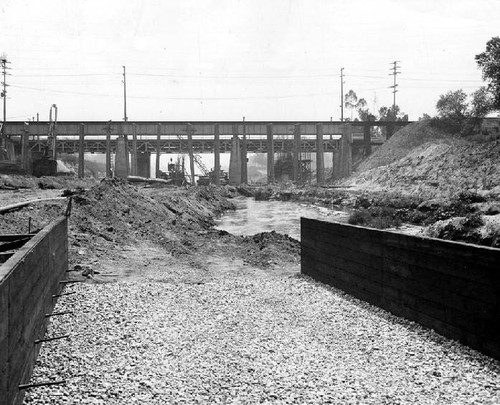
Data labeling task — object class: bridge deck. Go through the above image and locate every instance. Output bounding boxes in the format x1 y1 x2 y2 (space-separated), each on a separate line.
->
3 121 411 154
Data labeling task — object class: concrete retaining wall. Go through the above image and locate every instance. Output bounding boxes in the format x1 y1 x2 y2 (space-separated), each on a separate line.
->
301 218 500 359
0 217 68 405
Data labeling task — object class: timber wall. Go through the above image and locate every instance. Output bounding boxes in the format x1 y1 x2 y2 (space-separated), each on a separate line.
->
0 217 68 405
301 218 500 359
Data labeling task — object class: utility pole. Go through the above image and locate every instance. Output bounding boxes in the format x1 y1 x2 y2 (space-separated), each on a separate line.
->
340 67 345 123
1 56 10 147
122 66 128 122
389 61 401 111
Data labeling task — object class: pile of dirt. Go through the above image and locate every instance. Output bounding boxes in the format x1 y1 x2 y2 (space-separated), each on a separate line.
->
0 179 301 275
343 121 500 201
356 121 451 172
0 174 95 191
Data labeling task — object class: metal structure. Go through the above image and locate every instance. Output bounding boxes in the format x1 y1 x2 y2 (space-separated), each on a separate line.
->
46 104 58 159
3 120 411 155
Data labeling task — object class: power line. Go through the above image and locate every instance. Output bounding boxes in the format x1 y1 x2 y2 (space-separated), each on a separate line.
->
9 84 339 100
14 73 116 77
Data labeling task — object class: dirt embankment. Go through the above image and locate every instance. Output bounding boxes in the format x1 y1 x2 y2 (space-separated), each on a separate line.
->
0 178 300 280
342 120 500 247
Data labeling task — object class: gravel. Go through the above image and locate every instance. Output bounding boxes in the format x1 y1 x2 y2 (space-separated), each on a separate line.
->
23 257 500 404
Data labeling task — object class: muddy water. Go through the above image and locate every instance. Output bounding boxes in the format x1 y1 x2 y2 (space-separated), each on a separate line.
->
215 197 349 240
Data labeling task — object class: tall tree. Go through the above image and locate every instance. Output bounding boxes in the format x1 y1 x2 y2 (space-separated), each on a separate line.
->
435 90 468 121
378 105 408 121
475 36 500 110
344 90 367 120
470 86 494 118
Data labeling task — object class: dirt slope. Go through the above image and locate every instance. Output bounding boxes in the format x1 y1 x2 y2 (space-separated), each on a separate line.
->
344 121 500 201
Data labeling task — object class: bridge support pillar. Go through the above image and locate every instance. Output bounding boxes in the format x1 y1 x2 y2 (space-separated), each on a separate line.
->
137 152 151 178
214 124 220 186
78 123 85 178
105 127 111 177
267 123 274 184
131 123 138 176
332 147 341 180
339 124 353 178
293 124 301 183
21 124 30 173
229 125 241 186
241 120 247 184
316 123 324 185
114 134 129 179
186 124 195 185
363 123 372 156
155 123 161 178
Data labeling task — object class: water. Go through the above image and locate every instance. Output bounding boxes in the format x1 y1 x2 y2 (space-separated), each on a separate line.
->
215 197 349 240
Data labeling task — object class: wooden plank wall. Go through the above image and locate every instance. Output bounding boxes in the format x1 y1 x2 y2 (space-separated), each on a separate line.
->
0 217 68 405
301 218 500 359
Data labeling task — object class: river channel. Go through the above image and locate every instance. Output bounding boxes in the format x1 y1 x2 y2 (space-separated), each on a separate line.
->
215 197 349 240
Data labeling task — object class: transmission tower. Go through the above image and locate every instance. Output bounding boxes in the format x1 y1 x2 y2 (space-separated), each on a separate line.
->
389 61 401 111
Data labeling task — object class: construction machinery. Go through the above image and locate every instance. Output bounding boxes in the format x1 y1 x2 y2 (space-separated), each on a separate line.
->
159 156 189 185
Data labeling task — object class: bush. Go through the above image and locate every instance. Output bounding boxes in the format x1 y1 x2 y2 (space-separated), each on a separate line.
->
461 212 484 229
347 208 401 229
348 211 371 226
457 191 486 204
254 188 273 201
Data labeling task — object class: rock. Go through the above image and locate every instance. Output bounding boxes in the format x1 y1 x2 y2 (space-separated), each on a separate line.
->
236 184 254 197
485 204 500 215
81 265 94 277
417 199 443 212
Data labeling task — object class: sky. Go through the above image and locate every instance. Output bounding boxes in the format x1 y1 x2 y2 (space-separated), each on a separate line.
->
1 0 499 122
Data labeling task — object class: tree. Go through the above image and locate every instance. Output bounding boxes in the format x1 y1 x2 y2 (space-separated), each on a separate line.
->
475 36 500 110
435 89 468 121
358 107 376 122
344 90 367 120
470 86 494 118
378 105 408 121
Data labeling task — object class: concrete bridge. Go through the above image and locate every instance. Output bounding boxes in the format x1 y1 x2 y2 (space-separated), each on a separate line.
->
2 120 411 184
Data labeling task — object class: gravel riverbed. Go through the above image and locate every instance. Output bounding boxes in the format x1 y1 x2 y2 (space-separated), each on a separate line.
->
23 247 500 404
